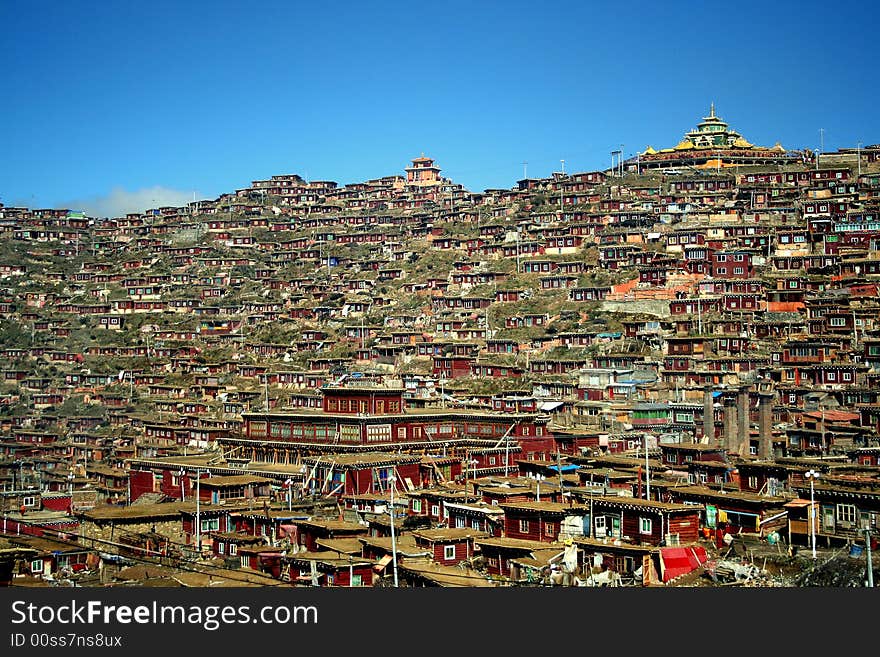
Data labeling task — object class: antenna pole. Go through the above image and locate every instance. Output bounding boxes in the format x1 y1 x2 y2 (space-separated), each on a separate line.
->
389 473 399 587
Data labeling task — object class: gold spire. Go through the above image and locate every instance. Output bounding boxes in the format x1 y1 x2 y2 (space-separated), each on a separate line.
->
710 102 715 118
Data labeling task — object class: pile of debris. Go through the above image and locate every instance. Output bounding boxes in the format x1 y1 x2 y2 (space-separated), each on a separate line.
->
705 558 763 584
795 554 877 587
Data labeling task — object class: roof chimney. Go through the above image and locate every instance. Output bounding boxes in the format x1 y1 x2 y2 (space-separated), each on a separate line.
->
723 395 738 455
703 386 715 444
758 392 774 460
737 388 750 457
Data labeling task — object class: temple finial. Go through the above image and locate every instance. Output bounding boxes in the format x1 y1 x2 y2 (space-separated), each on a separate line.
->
710 102 715 117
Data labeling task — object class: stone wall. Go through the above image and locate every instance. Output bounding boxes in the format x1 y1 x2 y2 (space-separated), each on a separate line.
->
600 300 671 317
78 518 182 554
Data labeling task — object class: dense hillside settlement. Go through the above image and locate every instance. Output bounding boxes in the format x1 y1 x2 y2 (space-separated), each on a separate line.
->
1 109 879 587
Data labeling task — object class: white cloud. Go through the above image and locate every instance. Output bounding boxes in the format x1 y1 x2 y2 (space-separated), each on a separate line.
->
63 186 204 218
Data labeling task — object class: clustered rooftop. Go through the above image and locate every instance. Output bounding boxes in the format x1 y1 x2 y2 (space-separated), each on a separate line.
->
1 110 879 587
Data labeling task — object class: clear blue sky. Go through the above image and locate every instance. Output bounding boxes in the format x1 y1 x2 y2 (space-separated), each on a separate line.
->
1 0 877 217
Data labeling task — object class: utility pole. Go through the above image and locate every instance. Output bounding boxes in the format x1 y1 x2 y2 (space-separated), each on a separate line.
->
697 295 703 335
194 468 202 558
644 434 651 500
389 471 399 587
864 526 874 587
611 150 622 177
523 161 528 181
857 141 862 178
806 469 819 559
559 160 565 215
515 225 520 273
556 448 564 499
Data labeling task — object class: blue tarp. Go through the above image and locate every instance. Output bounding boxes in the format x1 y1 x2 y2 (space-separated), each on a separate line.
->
546 464 579 473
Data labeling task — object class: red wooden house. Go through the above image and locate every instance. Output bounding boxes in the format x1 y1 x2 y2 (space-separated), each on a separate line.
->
500 500 590 543
441 500 505 536
411 528 490 566
583 496 702 547
282 552 375 587
474 536 564 579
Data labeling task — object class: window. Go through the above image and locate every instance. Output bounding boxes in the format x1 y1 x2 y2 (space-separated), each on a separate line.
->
518 519 530 533
748 476 758 489
218 543 225 555
229 544 237 556
201 518 219 532
351 573 362 587
733 267 744 275
545 522 556 538
455 516 465 528
366 424 391 443
836 504 857 525
412 499 422 513
22 496 36 507
431 504 440 517
443 545 456 561
30 560 44 574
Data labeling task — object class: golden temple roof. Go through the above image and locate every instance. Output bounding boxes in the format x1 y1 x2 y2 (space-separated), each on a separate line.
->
733 137 754 148
642 145 657 155
674 139 695 151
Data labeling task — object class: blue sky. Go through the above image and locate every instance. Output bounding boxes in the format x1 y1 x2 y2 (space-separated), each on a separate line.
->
1 0 877 217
